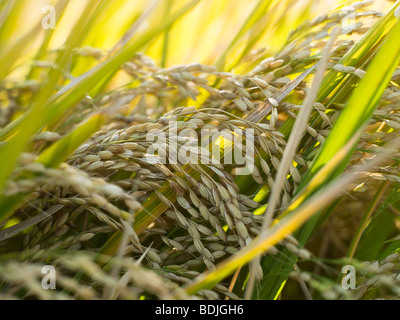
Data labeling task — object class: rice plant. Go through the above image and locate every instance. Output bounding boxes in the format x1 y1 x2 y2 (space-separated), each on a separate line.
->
1 0 400 300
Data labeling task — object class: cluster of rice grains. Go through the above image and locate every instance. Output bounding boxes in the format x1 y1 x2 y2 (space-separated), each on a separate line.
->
1 1 400 299
289 253 400 300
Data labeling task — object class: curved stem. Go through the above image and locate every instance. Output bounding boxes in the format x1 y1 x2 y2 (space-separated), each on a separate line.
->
347 180 390 259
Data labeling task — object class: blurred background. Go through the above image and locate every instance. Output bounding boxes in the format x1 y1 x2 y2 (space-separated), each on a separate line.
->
1 0 393 76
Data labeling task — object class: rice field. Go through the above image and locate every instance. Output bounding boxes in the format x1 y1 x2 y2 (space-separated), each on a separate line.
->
1 0 400 301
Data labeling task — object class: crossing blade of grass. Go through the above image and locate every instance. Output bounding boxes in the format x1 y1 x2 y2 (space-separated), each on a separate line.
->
347 181 391 259
0 205 64 242
244 64 318 123
183 138 400 295
355 186 400 261
245 26 339 299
